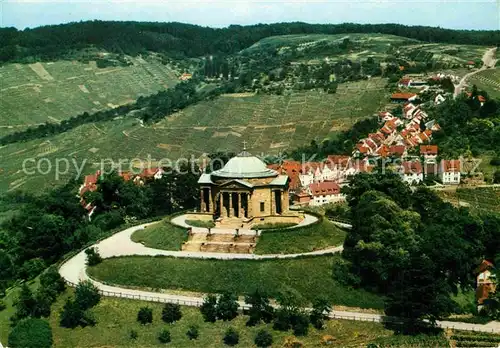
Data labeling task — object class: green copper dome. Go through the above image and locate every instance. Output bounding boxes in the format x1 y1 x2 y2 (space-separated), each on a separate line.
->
211 151 278 179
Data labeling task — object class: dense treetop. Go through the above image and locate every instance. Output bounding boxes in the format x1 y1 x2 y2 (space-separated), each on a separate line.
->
1 21 498 63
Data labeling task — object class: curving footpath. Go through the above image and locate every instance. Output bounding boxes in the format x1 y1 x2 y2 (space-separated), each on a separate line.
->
59 220 500 334
454 47 497 98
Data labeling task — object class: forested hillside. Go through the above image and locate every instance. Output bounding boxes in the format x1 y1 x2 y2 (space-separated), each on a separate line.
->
1 21 499 63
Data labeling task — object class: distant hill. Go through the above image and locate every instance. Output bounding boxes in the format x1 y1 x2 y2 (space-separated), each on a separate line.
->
1 21 498 63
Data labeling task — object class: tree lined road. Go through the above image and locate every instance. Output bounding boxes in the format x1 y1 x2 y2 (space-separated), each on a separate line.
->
454 47 497 97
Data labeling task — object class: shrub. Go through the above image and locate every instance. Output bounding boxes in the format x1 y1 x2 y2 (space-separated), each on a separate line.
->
292 312 310 336
162 303 182 323
39 266 66 296
245 289 274 326
129 329 138 340
186 325 199 340
75 280 101 310
0 299 6 311
490 157 500 166
223 328 239 346
8 318 53 348
200 294 218 322
59 298 84 328
18 258 45 280
273 309 293 331
158 329 171 343
11 284 36 324
254 329 273 347
216 292 239 321
85 247 103 266
137 307 153 325
310 297 331 330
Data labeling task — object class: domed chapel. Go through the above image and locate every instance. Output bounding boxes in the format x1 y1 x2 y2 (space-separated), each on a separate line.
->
197 148 291 221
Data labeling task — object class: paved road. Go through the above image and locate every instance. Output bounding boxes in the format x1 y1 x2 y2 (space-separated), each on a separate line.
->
454 47 497 97
58 220 500 334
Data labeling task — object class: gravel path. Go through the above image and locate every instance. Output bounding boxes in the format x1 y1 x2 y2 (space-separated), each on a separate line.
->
454 47 497 97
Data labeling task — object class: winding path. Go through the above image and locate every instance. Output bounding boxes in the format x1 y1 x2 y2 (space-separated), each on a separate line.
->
58 219 500 334
454 47 497 97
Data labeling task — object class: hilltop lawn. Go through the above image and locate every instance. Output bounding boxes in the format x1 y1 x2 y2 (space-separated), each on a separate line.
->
254 218 346 254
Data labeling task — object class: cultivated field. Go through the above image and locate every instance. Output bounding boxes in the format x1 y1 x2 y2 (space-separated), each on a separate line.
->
469 68 500 98
0 78 388 194
0 56 178 135
244 33 489 66
438 187 500 214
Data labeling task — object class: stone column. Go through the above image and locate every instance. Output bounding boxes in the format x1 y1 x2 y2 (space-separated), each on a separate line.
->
208 188 213 213
270 190 275 215
200 188 205 212
239 192 245 218
228 192 233 218
219 192 225 217
280 190 285 215
247 193 252 218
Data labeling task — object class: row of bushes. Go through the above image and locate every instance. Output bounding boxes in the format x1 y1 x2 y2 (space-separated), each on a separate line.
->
455 341 499 348
452 334 500 342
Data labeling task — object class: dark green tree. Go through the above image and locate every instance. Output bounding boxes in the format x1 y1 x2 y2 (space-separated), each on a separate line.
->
161 303 182 323
8 318 53 348
254 329 273 348
223 327 239 346
200 294 218 322
75 280 101 310
245 289 274 326
158 329 171 343
137 307 153 325
216 292 239 321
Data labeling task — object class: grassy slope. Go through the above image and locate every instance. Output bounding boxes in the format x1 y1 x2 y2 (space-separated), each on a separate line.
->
131 220 188 251
88 255 384 309
0 278 41 343
0 78 388 194
47 289 402 348
0 56 178 135
254 219 346 254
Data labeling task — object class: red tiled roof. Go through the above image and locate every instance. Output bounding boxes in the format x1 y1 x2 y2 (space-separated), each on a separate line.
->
356 143 369 154
268 161 303 190
376 145 389 158
399 78 411 86
84 171 101 186
402 161 423 174
441 160 461 173
391 93 417 100
309 181 341 197
389 145 406 156
477 260 494 274
420 145 438 155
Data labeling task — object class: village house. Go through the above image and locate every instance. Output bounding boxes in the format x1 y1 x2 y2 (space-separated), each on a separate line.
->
434 94 446 105
179 72 193 81
308 181 345 206
440 159 461 184
420 145 438 163
476 260 496 311
400 161 423 185
292 190 312 206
